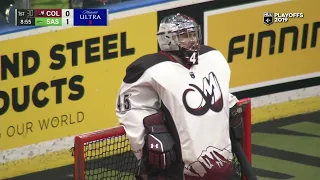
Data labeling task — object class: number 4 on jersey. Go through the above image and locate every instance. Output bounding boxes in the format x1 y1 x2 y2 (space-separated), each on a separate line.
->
190 52 197 64
117 94 132 112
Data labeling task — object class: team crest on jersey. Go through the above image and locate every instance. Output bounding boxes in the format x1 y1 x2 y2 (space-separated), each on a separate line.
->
182 72 223 116
185 146 232 178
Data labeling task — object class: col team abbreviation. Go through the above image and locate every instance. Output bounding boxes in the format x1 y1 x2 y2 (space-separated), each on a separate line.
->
35 9 62 17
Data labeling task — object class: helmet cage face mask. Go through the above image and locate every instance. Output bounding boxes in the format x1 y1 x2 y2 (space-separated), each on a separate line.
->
157 14 202 65
177 26 201 51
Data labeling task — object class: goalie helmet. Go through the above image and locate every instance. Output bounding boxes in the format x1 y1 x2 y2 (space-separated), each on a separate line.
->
157 13 202 65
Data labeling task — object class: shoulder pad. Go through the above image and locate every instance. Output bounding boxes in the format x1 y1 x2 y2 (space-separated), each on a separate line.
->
123 53 170 83
199 45 216 55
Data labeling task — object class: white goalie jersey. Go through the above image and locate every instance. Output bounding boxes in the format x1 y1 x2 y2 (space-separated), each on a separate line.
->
116 45 238 177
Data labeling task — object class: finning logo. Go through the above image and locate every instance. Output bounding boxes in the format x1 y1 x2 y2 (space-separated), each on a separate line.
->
182 72 223 116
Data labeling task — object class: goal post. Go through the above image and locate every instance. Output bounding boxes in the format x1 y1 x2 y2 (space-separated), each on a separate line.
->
239 98 252 164
73 98 252 180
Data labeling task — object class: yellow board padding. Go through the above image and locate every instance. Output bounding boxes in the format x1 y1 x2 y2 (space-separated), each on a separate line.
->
0 139 132 179
0 149 73 179
1 96 320 179
252 96 320 124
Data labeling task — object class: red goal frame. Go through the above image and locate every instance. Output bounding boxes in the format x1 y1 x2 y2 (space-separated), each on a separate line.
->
74 98 252 180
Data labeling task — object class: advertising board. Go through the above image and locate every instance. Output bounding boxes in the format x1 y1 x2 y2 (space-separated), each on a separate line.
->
0 12 157 150
204 0 319 89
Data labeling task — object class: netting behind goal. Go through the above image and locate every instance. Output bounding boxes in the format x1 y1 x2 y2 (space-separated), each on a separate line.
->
74 98 252 180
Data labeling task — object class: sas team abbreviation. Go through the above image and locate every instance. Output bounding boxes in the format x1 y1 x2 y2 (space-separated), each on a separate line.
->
263 12 304 26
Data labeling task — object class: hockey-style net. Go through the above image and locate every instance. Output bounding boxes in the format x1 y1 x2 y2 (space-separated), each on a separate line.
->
73 98 252 180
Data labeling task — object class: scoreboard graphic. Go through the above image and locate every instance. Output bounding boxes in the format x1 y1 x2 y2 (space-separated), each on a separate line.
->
15 9 109 27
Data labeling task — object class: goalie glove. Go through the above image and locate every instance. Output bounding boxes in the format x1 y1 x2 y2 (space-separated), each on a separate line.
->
143 112 176 171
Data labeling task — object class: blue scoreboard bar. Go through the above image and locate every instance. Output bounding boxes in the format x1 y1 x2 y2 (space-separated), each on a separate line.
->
73 9 108 26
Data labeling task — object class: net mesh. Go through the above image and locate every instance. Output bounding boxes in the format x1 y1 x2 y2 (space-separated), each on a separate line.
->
83 133 138 180
77 134 245 180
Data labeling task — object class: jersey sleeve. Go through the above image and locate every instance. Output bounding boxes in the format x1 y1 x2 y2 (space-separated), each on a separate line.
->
116 71 160 160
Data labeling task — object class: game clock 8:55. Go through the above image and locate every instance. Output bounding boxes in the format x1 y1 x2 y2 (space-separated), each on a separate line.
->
17 18 35 26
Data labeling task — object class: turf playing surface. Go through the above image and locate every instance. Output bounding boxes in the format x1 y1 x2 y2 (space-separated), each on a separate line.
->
5 111 320 180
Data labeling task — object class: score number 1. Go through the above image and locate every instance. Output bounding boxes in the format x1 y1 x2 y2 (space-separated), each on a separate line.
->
62 9 74 26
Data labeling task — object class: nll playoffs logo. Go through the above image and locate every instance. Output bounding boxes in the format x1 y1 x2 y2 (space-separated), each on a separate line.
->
263 12 273 26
